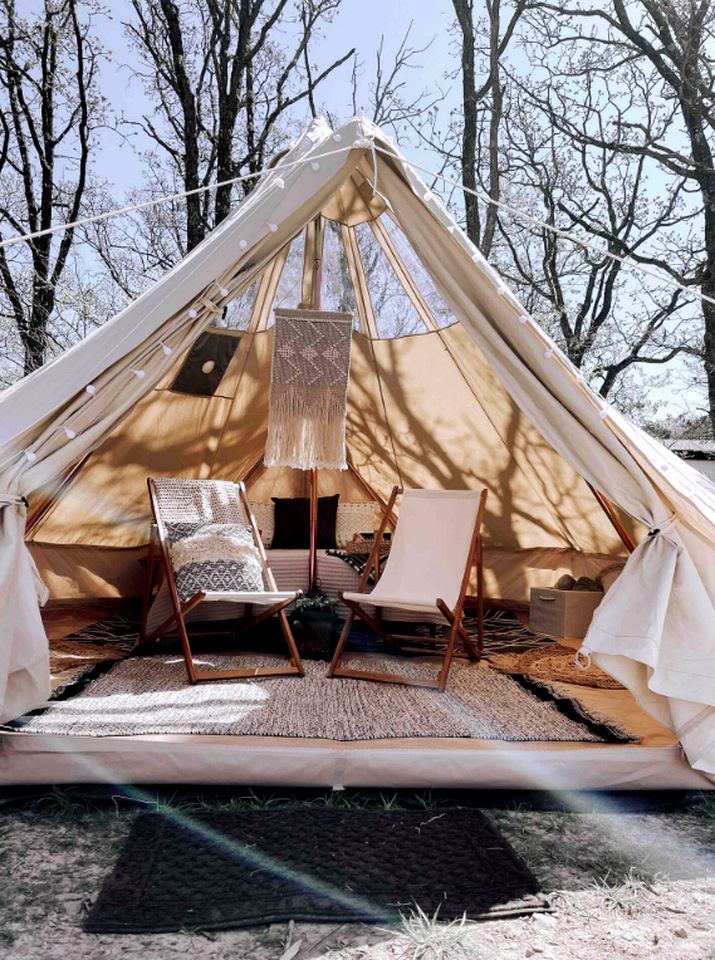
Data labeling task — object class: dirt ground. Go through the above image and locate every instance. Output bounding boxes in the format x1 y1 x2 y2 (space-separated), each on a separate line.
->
1 788 715 960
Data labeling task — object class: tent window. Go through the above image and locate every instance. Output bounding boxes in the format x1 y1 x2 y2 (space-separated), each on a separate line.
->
352 221 425 338
170 331 240 396
271 231 307 319
378 215 455 328
217 280 260 331
319 221 359 327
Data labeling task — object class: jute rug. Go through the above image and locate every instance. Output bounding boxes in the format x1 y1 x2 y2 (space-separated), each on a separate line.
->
489 643 625 690
17 655 634 742
85 808 549 932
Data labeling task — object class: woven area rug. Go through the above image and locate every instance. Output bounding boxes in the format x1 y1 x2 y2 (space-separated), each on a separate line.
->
16 654 634 742
49 616 139 693
85 808 549 932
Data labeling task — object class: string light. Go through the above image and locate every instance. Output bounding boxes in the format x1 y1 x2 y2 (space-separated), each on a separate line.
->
188 308 198 319
130 368 146 379
274 178 285 190
544 347 555 359
85 384 96 395
599 405 611 419
518 315 530 324
267 223 278 233
310 161 320 171
218 286 229 297
24 449 37 462
332 133 342 143
239 240 247 250
63 426 77 439
160 341 173 356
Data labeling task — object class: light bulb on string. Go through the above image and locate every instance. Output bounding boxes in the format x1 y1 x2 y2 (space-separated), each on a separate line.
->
24 449 37 462
63 426 77 440
85 384 96 395
310 161 320 172
160 341 173 356
130 368 146 379
267 223 278 233
188 308 198 319
274 178 285 190
239 240 247 250
218 286 229 297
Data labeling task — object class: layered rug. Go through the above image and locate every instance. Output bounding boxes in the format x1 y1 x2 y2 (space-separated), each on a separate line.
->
85 808 549 933
49 616 139 693
15 654 635 742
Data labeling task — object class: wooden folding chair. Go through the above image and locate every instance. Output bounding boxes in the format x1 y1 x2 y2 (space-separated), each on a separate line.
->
326 486 488 692
144 477 304 683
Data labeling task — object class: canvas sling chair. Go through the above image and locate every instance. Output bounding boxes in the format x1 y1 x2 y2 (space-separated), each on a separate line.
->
326 487 489 692
144 477 304 683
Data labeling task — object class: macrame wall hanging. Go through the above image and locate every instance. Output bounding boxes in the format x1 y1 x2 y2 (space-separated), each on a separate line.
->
264 307 353 470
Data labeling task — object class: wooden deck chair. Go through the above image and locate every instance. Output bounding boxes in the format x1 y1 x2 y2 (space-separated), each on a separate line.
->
326 487 488 692
146 477 304 683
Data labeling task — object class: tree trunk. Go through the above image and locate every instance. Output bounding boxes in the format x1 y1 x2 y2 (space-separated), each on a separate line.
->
452 0 480 245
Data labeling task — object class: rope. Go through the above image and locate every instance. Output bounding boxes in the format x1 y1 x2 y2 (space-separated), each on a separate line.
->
2 131 710 312
0 144 355 250
374 145 715 310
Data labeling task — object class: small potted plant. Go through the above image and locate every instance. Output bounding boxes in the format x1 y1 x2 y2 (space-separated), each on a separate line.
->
290 588 340 660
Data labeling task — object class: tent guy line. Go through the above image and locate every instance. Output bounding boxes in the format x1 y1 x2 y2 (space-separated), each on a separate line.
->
0 128 711 313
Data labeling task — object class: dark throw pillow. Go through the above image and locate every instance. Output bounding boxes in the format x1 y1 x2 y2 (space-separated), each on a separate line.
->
270 494 339 549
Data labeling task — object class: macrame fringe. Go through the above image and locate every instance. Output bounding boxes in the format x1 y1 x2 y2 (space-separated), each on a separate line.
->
265 389 347 470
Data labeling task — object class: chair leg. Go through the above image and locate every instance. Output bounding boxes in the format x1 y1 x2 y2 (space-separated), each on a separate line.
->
278 608 304 676
437 616 461 693
326 609 355 677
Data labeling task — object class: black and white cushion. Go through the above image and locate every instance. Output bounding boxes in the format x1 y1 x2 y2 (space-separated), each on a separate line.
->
168 522 265 602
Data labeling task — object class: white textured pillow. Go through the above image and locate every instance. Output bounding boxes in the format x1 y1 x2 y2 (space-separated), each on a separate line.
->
249 502 275 547
169 522 264 602
336 502 378 547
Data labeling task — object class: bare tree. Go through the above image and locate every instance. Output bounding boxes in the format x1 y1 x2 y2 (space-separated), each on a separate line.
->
124 0 354 254
451 0 529 255
520 0 715 427
0 0 99 374
497 96 699 402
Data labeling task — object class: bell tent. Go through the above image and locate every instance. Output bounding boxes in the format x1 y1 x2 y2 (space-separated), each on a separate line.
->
1 115 715 782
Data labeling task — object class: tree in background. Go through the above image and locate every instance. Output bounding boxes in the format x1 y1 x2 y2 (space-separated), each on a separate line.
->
0 0 100 374
125 0 353 253
516 1 715 424
419 0 705 414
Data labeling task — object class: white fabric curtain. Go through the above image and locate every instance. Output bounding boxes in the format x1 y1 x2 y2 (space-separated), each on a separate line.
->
376 145 715 775
0 116 365 721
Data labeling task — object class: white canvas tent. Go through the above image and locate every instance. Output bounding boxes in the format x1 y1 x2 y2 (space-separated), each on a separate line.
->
1 115 715 781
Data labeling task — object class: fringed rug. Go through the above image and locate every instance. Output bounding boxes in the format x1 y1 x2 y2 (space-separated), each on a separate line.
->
489 643 625 690
16 655 636 742
264 308 353 470
85 808 549 932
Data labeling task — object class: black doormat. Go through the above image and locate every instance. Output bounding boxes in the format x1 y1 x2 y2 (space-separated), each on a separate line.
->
85 808 549 933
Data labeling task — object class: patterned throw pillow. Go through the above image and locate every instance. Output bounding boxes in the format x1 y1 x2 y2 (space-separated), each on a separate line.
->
168 523 265 602
335 502 378 547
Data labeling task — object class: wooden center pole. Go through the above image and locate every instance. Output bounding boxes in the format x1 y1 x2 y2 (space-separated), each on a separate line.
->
308 216 324 591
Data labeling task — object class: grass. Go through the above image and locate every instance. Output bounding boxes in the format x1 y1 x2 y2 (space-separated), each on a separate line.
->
592 867 659 915
390 905 470 960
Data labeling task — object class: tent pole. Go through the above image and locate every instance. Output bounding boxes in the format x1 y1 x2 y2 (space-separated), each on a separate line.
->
586 482 636 554
308 215 324 591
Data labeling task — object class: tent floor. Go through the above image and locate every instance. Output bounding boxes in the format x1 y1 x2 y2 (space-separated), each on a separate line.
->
1 605 711 791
